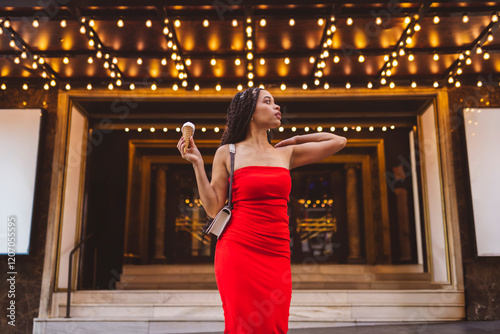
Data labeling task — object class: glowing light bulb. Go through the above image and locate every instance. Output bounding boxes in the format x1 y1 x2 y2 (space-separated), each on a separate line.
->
280 83 286 90
358 54 365 62
194 84 200 91
408 54 414 61
60 20 67 28
117 19 124 27
232 19 238 27
63 57 69 64
376 17 382 25
318 18 324 26
483 52 490 60
87 83 92 90
151 83 157 90
289 18 295 26
260 58 265 65
433 16 440 24
284 57 290 64
146 20 152 27
433 81 439 88
174 20 181 27
302 83 308 90
346 17 353 25
367 82 373 89
260 18 266 27
137 58 143 65
203 19 209 27
65 83 71 90
129 83 135 90
333 55 340 63
210 58 216 66
433 53 439 61
414 23 421 31
389 82 395 89
345 82 351 89
463 14 469 23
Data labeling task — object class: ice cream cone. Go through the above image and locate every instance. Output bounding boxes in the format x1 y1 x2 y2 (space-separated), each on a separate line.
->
181 122 195 154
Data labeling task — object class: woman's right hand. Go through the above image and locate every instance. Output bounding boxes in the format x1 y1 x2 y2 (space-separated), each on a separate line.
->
177 136 203 165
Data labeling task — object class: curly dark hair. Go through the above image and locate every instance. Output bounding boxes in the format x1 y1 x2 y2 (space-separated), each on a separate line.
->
220 87 262 146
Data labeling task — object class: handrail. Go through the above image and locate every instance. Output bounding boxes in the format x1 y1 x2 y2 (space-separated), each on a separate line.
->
65 233 94 318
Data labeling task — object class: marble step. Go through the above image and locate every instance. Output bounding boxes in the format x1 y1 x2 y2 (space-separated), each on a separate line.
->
117 264 433 289
52 290 465 321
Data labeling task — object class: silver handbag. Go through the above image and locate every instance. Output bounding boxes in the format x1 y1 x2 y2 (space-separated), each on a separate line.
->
203 144 235 238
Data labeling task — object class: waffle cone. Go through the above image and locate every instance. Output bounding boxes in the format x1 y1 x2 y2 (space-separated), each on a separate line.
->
182 127 194 153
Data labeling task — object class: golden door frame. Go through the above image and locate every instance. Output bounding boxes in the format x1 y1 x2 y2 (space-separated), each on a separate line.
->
123 138 390 265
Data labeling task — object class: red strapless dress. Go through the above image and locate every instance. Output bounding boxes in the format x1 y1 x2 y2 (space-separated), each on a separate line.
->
215 166 292 334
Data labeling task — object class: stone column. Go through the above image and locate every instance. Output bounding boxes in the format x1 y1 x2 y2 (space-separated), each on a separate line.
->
346 164 363 263
154 167 167 261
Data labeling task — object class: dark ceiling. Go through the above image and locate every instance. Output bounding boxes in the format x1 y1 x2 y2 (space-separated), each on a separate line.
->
1 1 499 92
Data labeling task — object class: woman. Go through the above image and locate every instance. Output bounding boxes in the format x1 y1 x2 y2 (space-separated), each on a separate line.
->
178 87 347 333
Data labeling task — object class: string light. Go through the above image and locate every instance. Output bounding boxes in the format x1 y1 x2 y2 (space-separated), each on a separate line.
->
477 80 483 87
433 53 439 61
302 83 308 90
260 18 266 27
433 16 440 24
172 84 179 91
214 127 220 133
304 126 310 132
289 18 295 26
210 58 216 66
108 83 114 90
22 83 28 90
465 57 472 65
343 126 348 131
358 54 365 62
367 82 373 89
87 83 92 90
345 82 351 89
414 23 421 31
259 58 265 65
411 81 417 88
137 58 143 65
382 126 387 131
369 126 374 131
487 33 494 42
1 83 6 90
65 83 71 90
151 83 157 90
194 84 200 91
317 126 323 132
216 84 221 91
284 57 290 64
129 83 135 90
50 80 56 86
404 16 411 24
333 55 340 63
292 127 297 132
376 17 382 25
389 82 395 89
455 81 461 87
462 13 469 23
125 128 129 132
324 82 329 89
63 57 69 64
492 13 499 22
174 20 181 27
232 19 238 27
203 19 209 27
408 54 414 61
280 83 286 90
138 127 142 132
32 18 39 28
483 52 490 60
346 17 353 25
433 81 439 88
43 83 49 90
318 18 324 26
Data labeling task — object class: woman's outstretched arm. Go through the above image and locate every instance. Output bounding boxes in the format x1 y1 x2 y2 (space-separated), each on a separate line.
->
274 132 347 169
178 136 229 217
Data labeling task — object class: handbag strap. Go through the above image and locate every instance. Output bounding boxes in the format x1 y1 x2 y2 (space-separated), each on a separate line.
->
227 143 236 209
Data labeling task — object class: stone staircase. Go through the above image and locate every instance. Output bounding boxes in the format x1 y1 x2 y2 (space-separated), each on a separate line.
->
33 265 464 333
34 288 465 333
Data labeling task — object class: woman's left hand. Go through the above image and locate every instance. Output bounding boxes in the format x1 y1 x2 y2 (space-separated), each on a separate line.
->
274 136 297 148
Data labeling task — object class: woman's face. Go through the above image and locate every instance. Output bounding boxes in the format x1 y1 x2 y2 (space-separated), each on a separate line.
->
252 90 281 128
